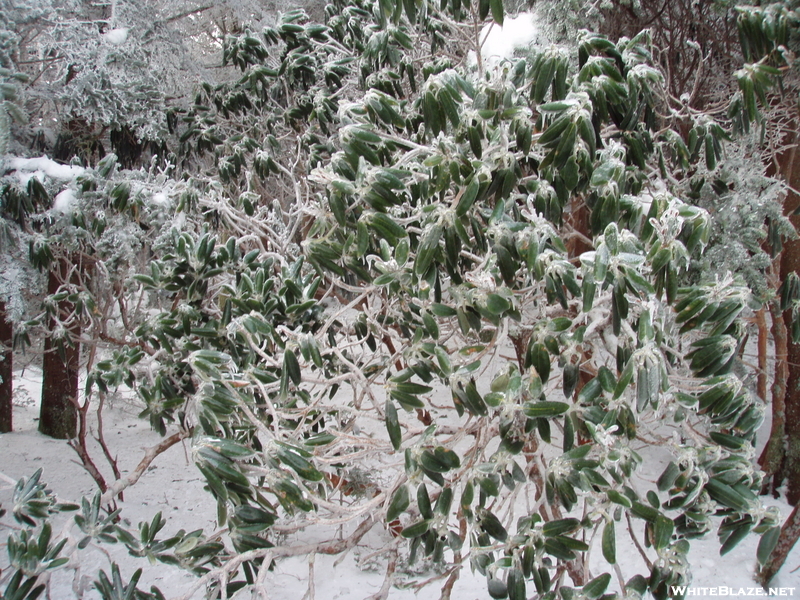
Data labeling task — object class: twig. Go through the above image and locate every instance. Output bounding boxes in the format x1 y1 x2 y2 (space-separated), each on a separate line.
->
254 550 274 600
302 552 316 600
95 392 122 497
171 516 376 600
368 547 397 600
440 563 461 600
625 511 652 569
162 4 215 24
100 428 193 505
68 399 109 496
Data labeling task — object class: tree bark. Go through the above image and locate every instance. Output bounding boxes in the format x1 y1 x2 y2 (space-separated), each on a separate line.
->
0 301 12 433
762 129 800 584
779 131 800 505
38 258 79 439
756 307 769 403
782 235 800 505
759 299 788 493
758 504 800 587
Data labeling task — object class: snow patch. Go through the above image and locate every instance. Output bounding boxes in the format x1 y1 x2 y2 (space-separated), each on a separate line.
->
8 156 85 181
481 12 542 63
104 28 129 45
53 188 77 213
2 364 800 598
150 192 169 207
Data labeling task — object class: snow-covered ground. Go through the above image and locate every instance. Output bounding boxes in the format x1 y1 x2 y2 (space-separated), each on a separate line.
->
2 367 800 599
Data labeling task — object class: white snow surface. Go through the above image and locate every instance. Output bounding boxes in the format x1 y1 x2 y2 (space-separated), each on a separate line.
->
480 12 542 63
104 28 129 45
53 188 77 213
150 192 169 207
2 368 800 599
8 156 85 182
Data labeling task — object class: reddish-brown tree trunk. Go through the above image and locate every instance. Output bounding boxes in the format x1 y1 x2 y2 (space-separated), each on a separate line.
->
782 235 800 505
762 130 800 585
759 298 788 493
779 133 800 505
758 504 800 586
39 258 79 439
0 301 12 433
756 307 769 402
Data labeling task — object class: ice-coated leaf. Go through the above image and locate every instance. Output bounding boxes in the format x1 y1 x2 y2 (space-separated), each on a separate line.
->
757 526 781 566
602 521 616 564
386 485 410 522
582 573 612 599
386 400 402 450
523 401 570 418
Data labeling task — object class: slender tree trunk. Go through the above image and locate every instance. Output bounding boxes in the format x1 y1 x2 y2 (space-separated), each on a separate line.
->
762 129 800 584
0 301 12 433
39 258 79 439
758 504 800 586
756 307 769 402
782 236 800 505
759 299 788 493
779 132 800 505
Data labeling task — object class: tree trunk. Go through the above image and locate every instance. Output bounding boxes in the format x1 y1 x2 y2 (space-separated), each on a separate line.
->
759 298 788 493
762 129 800 584
39 258 79 439
782 235 800 505
758 504 800 586
779 132 800 505
756 307 769 403
0 301 12 433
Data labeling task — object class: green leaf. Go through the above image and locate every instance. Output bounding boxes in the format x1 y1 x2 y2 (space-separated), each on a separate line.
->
577 377 602 404
523 401 569 418
542 518 581 537
488 577 508 599
507 568 526 600
602 521 616 564
401 520 430 538
415 224 442 276
277 447 323 482
431 303 457 317
529 342 551 383
490 0 504 26
705 478 750 512
721 522 752 555
549 317 572 332
387 485 410 522
436 487 453 515
394 381 433 395
479 509 508 542
486 293 510 315
233 505 277 532
417 483 433 519
582 573 612 599
630 502 659 522
563 363 579 398
386 400 402 450
657 462 681 492
653 515 674 550
757 526 781 566
283 349 301 385
543 537 576 560
434 446 461 469
607 490 632 508
390 389 425 410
